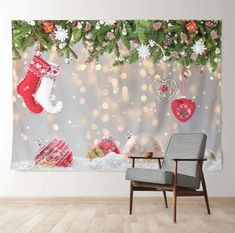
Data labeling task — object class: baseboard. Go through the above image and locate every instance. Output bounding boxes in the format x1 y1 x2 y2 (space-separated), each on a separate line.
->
0 196 234 204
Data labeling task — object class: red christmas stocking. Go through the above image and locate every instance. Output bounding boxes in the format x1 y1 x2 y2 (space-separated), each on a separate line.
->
17 56 51 113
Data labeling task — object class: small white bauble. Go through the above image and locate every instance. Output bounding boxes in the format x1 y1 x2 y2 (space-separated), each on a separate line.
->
59 43 66 49
65 58 71 64
122 29 127 36
77 22 82 29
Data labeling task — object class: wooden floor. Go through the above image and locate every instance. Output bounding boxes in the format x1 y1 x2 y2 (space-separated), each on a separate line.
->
0 197 234 233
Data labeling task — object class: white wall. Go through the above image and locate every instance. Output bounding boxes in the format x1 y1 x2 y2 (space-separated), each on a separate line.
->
0 0 234 197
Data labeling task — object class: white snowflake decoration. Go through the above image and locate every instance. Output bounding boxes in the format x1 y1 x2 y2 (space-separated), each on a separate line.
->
137 44 150 59
148 40 155 48
55 26 69 42
192 39 207 55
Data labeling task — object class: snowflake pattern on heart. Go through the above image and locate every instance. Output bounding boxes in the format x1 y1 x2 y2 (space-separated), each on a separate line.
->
152 78 178 103
171 98 196 123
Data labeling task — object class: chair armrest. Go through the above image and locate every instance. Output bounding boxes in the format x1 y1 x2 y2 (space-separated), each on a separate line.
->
171 158 207 162
128 156 165 160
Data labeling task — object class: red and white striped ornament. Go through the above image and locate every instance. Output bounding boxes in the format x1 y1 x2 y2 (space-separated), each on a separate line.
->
34 138 73 167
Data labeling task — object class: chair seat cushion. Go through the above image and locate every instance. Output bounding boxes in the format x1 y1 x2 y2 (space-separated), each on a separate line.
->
126 168 200 189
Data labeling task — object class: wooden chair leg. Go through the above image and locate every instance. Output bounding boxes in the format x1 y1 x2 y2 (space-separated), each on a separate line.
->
173 186 177 222
173 161 178 223
198 162 211 215
203 189 211 215
163 191 168 208
129 181 133 215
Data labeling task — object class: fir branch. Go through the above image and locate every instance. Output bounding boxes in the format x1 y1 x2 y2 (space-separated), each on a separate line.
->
11 20 222 71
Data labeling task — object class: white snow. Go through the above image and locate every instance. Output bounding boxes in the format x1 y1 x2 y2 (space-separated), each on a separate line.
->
12 152 162 171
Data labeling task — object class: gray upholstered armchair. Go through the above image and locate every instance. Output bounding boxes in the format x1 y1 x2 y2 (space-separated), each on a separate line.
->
126 133 210 223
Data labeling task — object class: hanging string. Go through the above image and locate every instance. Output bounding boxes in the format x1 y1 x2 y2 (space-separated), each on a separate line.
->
152 42 165 58
149 41 166 80
163 65 166 80
35 42 42 56
181 68 185 97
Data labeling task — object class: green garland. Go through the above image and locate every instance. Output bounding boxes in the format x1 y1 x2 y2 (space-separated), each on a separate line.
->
12 20 221 71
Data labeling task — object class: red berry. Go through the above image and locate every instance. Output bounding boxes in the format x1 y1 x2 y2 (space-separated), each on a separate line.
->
133 38 138 44
112 24 117 29
162 24 166 30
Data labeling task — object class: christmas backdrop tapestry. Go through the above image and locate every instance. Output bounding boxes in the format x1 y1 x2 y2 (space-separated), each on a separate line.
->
12 20 222 171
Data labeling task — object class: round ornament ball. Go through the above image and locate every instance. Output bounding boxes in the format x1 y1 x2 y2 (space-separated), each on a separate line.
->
123 133 163 158
77 22 83 29
34 138 73 167
164 35 171 46
94 137 120 155
122 29 127 36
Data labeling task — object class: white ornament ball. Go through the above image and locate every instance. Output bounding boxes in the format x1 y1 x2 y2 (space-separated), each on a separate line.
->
215 48 221 54
123 133 163 157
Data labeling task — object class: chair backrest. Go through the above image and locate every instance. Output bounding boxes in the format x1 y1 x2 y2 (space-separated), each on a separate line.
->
162 133 207 177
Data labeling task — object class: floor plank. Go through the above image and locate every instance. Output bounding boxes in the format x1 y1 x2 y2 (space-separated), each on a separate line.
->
30 204 72 233
0 198 233 233
12 205 55 233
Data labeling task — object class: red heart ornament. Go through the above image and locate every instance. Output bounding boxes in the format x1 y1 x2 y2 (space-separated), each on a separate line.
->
171 98 196 123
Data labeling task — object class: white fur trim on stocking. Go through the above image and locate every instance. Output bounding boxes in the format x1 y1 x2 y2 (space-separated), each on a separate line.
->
34 63 63 114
